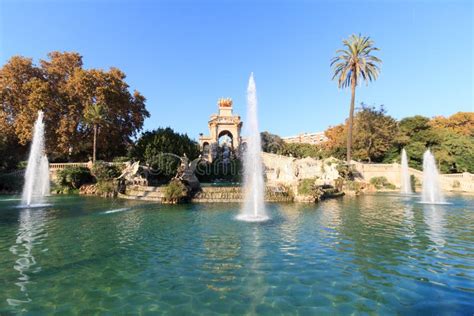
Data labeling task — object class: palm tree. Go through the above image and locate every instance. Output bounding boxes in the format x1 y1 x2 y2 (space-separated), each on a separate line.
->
331 34 381 163
84 103 107 163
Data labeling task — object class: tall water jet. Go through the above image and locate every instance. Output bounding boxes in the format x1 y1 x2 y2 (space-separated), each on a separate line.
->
21 111 50 206
237 73 268 222
421 149 445 204
400 148 412 194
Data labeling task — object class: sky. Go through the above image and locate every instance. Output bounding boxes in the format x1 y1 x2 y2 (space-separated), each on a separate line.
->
1 0 473 140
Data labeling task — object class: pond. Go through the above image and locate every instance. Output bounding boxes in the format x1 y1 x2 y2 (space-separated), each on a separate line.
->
0 193 473 314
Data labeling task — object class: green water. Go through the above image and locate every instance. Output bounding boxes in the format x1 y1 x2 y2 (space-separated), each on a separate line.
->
0 194 473 315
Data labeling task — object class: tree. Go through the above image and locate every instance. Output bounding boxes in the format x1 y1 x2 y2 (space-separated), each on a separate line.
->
331 34 382 163
394 116 440 169
130 128 199 182
324 124 346 159
352 104 397 162
429 112 474 137
0 51 149 162
260 131 285 153
84 103 107 162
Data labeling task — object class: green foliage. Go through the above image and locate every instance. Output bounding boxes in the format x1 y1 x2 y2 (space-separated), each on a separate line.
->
344 180 363 193
91 161 120 182
261 131 285 153
336 163 355 180
352 104 398 162
297 178 317 196
370 176 396 190
95 180 117 195
131 127 199 162
195 159 243 183
130 128 199 183
112 156 130 163
0 173 23 192
163 179 188 203
17 161 28 170
147 153 181 183
281 143 327 159
410 175 418 192
57 166 93 189
331 34 381 88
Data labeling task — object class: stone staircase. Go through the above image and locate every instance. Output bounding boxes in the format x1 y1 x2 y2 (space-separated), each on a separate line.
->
119 185 165 202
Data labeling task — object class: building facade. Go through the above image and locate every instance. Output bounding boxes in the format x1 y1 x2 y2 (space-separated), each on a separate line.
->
199 98 244 161
282 132 328 145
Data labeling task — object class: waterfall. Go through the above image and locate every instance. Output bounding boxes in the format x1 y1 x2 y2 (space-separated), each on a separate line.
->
21 111 50 207
400 149 412 194
237 73 268 222
421 149 445 204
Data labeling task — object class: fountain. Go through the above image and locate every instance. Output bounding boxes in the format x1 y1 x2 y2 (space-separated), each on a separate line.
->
237 73 268 222
400 148 412 194
421 149 445 204
21 111 50 207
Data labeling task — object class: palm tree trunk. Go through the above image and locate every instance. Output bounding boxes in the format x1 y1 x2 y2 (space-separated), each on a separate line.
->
93 124 97 163
347 79 356 163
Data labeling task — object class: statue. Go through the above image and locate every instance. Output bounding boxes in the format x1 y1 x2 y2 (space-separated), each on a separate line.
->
117 161 149 186
174 155 201 190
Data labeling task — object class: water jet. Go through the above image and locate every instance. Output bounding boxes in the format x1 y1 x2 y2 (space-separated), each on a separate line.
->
237 73 268 222
21 111 50 207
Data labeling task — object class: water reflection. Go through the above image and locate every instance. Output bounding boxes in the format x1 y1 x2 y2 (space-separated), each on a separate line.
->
246 226 269 313
423 204 446 248
278 205 302 258
7 208 48 309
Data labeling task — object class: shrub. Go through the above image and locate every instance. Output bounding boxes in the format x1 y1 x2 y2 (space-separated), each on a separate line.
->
112 156 130 163
345 180 363 193
336 163 355 180
92 161 120 181
410 175 417 192
58 166 93 189
96 180 117 195
17 161 28 170
0 173 23 192
163 179 188 203
370 176 396 190
195 158 243 183
298 178 316 195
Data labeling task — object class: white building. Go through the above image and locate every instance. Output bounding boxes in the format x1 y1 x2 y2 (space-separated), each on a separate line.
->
282 132 328 145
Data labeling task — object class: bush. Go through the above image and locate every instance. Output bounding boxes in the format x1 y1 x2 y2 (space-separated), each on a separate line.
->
345 180 363 193
57 166 93 189
163 179 188 203
410 175 418 192
370 176 396 190
336 163 356 180
0 173 23 192
96 180 117 195
112 156 130 163
195 158 243 183
92 161 120 181
298 178 316 195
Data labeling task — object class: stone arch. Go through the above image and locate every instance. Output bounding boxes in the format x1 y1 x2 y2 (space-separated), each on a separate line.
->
217 130 234 148
202 142 210 156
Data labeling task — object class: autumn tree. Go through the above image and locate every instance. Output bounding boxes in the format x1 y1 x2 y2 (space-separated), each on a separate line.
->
324 124 346 159
0 51 149 162
429 112 474 137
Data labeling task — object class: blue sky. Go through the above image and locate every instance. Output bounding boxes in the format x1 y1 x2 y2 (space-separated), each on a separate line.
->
1 0 472 140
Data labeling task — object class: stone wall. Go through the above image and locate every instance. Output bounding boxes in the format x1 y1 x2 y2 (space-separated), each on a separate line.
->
352 161 474 193
119 185 293 203
261 152 340 188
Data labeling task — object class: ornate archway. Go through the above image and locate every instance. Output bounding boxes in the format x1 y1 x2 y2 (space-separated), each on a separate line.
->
199 98 242 161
